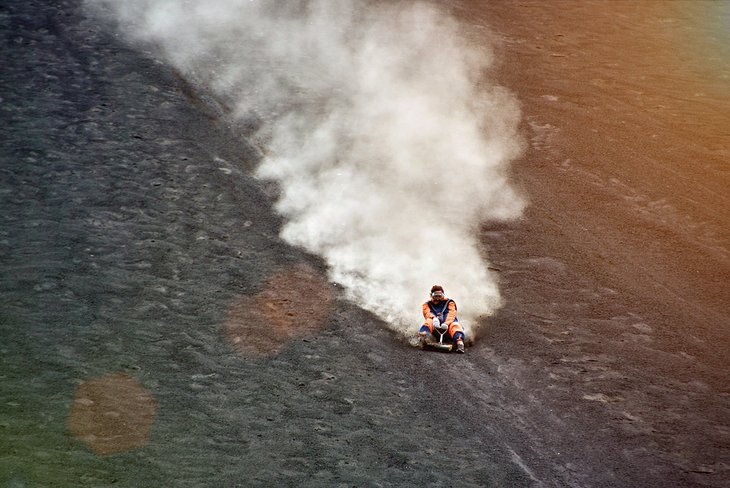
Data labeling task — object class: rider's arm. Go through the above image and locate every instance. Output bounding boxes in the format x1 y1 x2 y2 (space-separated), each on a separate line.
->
422 302 434 326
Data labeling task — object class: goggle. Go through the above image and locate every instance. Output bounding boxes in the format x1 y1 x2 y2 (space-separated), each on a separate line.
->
431 291 444 298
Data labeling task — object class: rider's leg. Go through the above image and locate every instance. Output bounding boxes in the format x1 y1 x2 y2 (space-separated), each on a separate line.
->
448 322 464 343
448 322 465 353
419 317 435 336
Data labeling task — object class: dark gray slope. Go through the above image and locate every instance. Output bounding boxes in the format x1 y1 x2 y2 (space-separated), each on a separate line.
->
2 1 728 487
0 2 534 487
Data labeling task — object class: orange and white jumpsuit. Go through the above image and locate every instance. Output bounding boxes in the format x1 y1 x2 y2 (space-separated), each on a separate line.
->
420 298 465 343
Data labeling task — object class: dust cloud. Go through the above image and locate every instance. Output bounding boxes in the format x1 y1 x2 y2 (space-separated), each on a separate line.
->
87 0 524 338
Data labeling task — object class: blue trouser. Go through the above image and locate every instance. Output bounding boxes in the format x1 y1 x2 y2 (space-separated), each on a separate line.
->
419 325 464 343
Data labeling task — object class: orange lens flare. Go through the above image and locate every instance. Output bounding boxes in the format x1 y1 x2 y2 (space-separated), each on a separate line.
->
68 373 157 456
225 264 335 357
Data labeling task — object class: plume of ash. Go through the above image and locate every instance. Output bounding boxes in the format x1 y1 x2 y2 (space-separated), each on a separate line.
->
88 0 524 339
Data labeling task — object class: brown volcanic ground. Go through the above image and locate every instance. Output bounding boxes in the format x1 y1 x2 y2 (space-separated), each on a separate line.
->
1 1 728 487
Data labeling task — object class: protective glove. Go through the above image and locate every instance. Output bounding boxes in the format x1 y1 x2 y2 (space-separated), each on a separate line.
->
433 317 447 332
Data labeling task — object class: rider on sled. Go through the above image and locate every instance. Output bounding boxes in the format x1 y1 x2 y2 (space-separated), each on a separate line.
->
419 285 465 353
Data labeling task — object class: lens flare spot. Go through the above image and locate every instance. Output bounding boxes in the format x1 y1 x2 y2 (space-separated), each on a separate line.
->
68 373 156 456
225 264 334 357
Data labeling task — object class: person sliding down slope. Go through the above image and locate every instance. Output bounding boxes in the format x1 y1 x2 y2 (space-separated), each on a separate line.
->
419 285 465 353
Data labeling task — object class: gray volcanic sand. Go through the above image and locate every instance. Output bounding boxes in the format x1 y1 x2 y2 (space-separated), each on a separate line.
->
1 1 729 487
